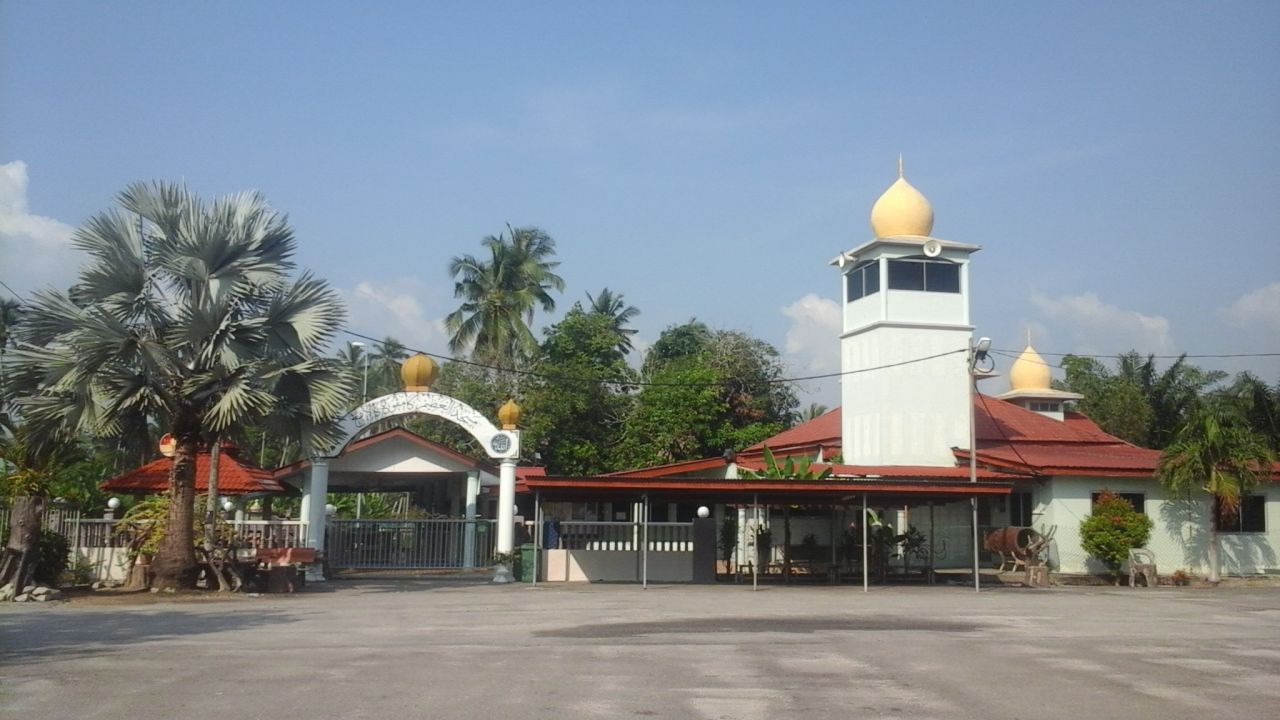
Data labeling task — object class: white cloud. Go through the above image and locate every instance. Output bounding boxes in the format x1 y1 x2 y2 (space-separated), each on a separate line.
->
1221 282 1280 335
0 161 81 295
1030 291 1175 356
339 278 450 354
780 293 842 405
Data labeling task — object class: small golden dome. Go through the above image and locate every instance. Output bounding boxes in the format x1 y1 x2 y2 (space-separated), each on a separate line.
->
869 158 934 238
1009 343 1052 391
401 353 439 391
497 399 522 430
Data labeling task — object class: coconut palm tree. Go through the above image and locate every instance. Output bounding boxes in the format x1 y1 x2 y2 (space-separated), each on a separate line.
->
8 181 354 590
447 225 564 368
371 336 410 395
1156 404 1275 584
586 287 639 355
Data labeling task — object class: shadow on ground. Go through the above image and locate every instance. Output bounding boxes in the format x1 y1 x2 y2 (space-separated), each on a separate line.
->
538 615 984 639
0 606 298 666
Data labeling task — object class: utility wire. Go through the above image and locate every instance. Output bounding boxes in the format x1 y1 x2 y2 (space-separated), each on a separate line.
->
994 347 1280 360
339 326 968 389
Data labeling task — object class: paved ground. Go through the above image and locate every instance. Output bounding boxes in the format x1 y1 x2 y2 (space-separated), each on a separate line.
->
2 579 1279 720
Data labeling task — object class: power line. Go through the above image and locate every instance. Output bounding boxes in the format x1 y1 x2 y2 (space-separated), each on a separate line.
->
340 327 967 389
994 347 1280 361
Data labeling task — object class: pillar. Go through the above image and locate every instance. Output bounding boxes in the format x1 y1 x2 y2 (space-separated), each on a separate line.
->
493 459 517 583
305 459 330 550
463 471 480 569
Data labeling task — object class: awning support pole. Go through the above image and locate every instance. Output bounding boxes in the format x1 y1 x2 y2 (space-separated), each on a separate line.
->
641 494 649 589
862 493 869 593
532 491 540 587
752 493 759 592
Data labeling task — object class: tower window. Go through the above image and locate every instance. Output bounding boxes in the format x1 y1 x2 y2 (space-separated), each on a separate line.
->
887 258 961 293
846 261 880 302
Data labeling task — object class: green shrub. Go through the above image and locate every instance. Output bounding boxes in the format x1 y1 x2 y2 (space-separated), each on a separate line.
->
1080 490 1153 580
34 529 71 586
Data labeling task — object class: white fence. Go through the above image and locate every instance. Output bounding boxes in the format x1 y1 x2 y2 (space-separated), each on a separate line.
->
553 521 693 552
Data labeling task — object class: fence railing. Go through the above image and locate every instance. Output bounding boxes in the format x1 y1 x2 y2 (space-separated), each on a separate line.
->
553 521 693 553
326 518 497 569
25 509 310 550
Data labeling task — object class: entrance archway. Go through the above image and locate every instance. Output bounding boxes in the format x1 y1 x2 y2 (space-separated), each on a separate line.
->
302 385 521 581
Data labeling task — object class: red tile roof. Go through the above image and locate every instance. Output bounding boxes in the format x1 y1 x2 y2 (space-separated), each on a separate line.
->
733 395 1166 478
102 445 286 496
742 408 841 456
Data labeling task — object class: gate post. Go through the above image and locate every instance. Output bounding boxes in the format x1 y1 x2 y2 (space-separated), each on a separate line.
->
493 459 517 583
463 471 480 569
305 459 331 580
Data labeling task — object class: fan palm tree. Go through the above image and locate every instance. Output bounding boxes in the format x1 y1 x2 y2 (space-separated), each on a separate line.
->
447 225 563 368
1156 404 1275 584
586 287 639 355
8 181 354 590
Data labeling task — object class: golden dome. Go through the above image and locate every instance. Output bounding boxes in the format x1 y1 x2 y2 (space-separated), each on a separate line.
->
497 399 522 430
1009 343 1051 391
869 158 934 238
400 353 439 391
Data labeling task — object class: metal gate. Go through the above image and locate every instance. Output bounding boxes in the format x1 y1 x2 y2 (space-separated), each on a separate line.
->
326 518 497 569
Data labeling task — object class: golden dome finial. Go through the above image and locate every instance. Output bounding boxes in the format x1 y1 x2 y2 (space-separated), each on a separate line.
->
869 160 934 238
1009 338 1051 391
400 353 439 392
497 399 522 430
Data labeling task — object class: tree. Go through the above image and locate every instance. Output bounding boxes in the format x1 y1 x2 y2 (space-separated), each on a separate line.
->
1058 352 1224 448
800 403 830 423
618 361 725 467
369 336 410 396
1221 373 1280 453
1156 404 1275 583
522 307 636 475
1080 490 1153 584
625 321 797 464
8 182 353 590
0 298 22 428
446 226 564 368
585 288 640 355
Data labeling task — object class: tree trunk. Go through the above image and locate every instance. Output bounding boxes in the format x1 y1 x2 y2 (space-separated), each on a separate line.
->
0 495 44 595
203 439 231 591
151 434 199 590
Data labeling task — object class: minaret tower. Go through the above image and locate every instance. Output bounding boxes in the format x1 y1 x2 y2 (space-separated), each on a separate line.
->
833 160 980 466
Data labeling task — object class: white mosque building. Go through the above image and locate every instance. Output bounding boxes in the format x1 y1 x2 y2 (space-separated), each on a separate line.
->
522 164 1280 581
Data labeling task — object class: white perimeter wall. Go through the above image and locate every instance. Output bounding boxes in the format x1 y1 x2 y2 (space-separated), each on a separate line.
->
1041 476 1280 576
541 549 692 583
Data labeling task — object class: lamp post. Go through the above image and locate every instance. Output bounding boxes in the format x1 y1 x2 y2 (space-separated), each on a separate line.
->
968 336 992 593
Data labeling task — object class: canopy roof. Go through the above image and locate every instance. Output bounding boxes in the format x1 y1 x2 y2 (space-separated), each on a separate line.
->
101 443 287 496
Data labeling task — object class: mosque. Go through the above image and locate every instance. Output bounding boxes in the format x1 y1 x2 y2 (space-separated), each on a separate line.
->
97 164 1277 585
516 163 1279 581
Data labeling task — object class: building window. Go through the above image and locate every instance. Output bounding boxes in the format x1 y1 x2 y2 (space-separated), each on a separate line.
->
846 261 880 302
1092 492 1144 513
1216 495 1266 533
1030 401 1061 413
1010 492 1034 526
886 258 961 293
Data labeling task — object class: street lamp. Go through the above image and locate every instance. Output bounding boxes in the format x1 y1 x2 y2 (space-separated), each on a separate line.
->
968 336 992 593
350 341 370 404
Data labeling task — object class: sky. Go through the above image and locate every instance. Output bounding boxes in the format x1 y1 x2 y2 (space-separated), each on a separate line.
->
2 1 1278 408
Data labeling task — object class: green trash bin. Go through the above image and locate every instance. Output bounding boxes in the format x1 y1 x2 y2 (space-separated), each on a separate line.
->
519 543 537 582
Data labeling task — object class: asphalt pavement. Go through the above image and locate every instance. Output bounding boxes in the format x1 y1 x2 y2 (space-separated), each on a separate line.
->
3 578 1278 720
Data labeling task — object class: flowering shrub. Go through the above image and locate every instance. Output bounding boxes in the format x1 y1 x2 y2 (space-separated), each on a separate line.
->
1080 490 1153 581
